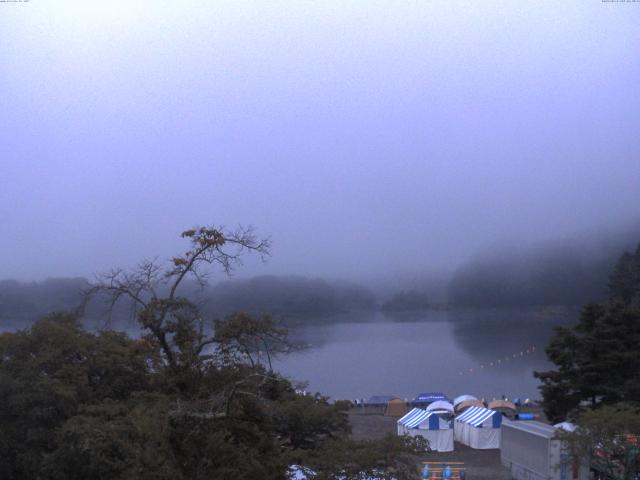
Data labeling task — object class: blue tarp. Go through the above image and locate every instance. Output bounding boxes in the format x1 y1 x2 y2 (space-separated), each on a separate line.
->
411 392 449 406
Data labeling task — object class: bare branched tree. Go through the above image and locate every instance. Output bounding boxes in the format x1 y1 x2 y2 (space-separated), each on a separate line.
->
213 311 299 371
85 225 271 371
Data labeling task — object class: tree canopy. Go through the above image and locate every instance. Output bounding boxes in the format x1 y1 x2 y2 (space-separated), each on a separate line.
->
608 243 640 306
381 290 430 312
535 243 640 423
0 225 424 479
562 404 640 480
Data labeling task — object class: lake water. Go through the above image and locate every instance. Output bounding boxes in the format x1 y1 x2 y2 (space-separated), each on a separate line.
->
274 307 579 402
1 306 578 403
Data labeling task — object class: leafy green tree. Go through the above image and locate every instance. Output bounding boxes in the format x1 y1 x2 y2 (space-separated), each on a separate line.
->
86 226 269 369
536 246 640 422
40 393 200 480
0 313 156 479
562 404 640 480
214 311 295 370
535 303 640 422
1 225 423 479
533 324 583 422
0 313 360 479
297 434 426 480
609 243 640 306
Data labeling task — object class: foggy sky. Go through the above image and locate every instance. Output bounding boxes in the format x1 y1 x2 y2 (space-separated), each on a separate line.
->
1 1 639 284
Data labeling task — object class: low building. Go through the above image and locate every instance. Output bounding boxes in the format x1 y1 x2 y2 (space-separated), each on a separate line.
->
500 419 589 480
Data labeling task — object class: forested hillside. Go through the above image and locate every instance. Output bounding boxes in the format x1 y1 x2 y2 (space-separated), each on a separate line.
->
203 275 376 318
449 228 640 307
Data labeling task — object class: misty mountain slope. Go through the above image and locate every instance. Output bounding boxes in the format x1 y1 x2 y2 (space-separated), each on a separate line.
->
0 278 89 326
448 231 639 307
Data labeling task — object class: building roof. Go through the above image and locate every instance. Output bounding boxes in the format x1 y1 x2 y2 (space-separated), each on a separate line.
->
501 419 560 438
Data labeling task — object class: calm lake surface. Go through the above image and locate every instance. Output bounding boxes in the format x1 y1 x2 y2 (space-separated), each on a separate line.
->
274 308 579 402
1 306 578 403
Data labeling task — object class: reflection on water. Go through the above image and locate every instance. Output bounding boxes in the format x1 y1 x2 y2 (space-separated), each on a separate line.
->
274 308 579 402
1 307 579 403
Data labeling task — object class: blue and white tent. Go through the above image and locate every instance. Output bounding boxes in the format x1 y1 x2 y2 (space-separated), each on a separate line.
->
397 408 430 433
454 406 502 449
397 408 454 452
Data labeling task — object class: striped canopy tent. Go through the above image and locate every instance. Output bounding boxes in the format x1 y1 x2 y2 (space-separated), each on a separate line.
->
455 399 485 413
397 408 454 452
397 408 427 435
454 406 502 449
452 394 477 407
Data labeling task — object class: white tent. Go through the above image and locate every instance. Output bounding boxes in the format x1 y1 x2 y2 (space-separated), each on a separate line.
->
426 400 454 414
397 408 454 452
454 406 501 449
553 422 577 432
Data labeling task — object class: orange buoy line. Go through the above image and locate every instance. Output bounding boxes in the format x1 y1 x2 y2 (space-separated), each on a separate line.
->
457 345 536 376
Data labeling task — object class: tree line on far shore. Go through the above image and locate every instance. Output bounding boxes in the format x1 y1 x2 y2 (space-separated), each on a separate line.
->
0 275 377 330
2 226 639 329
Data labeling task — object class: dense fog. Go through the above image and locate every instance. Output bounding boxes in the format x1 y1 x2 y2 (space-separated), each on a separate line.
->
1 3 639 479
1 1 639 290
2 222 638 329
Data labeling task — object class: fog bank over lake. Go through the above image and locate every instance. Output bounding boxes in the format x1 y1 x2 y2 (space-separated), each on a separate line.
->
2 1 639 283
